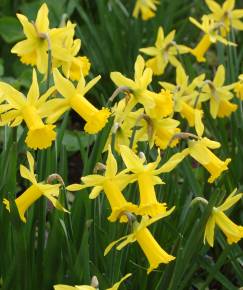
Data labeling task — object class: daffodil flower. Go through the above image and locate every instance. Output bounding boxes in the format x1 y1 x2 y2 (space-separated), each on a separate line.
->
133 0 159 20
204 189 243 247
110 55 155 114
54 273 131 290
67 147 137 222
180 137 231 183
200 65 237 119
105 99 144 152
234 74 243 100
189 15 236 62
0 69 57 149
3 152 67 223
11 3 72 74
105 208 175 274
52 21 91 81
160 65 206 128
140 27 189 75
206 0 243 36
47 69 110 134
119 145 186 216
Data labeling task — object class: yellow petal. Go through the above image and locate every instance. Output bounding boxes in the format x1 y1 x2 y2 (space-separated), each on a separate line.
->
106 273 132 290
119 145 144 172
53 69 76 99
204 214 216 247
35 3 49 33
27 69 39 105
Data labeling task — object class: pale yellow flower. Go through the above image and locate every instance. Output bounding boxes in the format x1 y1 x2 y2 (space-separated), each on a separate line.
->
140 27 189 75
204 189 243 247
133 0 159 20
3 152 67 222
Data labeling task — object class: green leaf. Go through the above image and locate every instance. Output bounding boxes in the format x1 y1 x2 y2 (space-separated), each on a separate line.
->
0 17 23 43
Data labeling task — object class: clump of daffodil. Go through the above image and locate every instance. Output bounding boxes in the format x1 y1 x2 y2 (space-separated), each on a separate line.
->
3 152 67 223
189 15 236 62
54 273 131 290
140 27 189 75
200 65 237 118
110 55 156 114
47 69 110 134
160 65 206 128
119 145 186 216
133 0 159 21
105 209 175 274
11 3 73 75
52 21 91 81
234 74 243 100
206 0 243 36
0 69 57 149
106 99 144 152
66 146 137 222
204 189 243 247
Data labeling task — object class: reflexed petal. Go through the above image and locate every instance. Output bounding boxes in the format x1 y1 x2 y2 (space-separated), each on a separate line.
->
89 186 103 199
135 55 145 81
110 72 135 89
105 146 117 177
53 69 76 99
106 273 132 290
20 165 36 184
83 75 101 95
16 13 36 38
213 65 225 87
35 3 49 32
155 27 164 48
217 190 242 212
205 0 221 12
27 69 39 105
232 19 243 30
119 145 144 172
139 47 158 56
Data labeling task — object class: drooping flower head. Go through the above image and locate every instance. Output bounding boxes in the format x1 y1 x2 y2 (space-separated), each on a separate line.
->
67 146 137 222
0 69 57 149
189 15 236 62
49 69 110 134
119 145 186 216
105 208 175 273
204 189 243 247
3 152 67 223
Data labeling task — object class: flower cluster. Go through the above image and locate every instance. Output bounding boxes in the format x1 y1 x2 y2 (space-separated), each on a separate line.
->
0 1 242 288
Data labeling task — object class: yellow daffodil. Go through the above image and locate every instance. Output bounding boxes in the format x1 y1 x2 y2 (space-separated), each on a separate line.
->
189 15 236 62
54 273 131 290
140 27 189 75
204 189 243 247
11 3 72 74
105 209 175 273
0 69 57 149
160 65 206 128
3 152 67 223
52 21 91 81
234 74 243 100
181 137 231 183
119 145 186 216
47 69 110 134
147 90 174 119
200 65 237 119
106 99 144 152
206 0 243 36
66 147 137 222
133 0 159 20
110 55 155 114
